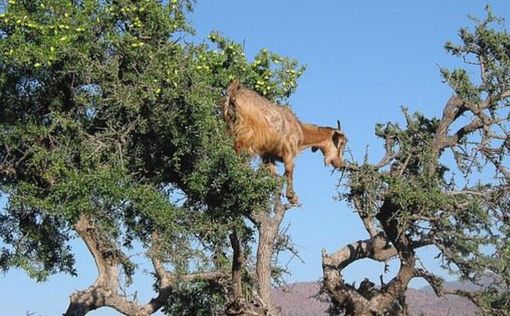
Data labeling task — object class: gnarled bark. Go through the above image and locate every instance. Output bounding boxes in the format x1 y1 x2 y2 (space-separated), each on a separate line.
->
245 191 293 316
65 215 226 316
323 61 510 314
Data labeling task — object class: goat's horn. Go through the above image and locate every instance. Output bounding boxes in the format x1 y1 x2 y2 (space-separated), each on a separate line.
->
337 120 341 130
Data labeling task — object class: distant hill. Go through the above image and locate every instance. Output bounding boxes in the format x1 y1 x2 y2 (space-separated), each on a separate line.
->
271 281 478 316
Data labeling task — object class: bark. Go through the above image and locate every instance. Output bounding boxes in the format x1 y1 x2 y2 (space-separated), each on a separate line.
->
65 215 226 316
322 146 425 315
322 232 403 315
322 235 417 315
322 20 510 313
65 215 142 316
230 229 245 304
255 220 278 315
226 229 265 316
323 90 510 314
248 194 292 316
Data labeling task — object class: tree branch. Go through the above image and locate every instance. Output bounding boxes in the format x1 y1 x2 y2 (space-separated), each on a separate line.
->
323 234 397 271
65 217 227 316
375 136 399 169
352 196 379 238
415 268 444 297
433 95 468 153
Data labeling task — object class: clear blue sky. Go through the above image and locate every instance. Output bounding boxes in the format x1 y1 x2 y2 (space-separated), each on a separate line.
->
2 1 510 315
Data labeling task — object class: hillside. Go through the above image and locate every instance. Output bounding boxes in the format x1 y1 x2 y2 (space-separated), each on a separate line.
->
271 281 478 316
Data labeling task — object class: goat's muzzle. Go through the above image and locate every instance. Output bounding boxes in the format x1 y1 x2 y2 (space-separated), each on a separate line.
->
326 157 344 169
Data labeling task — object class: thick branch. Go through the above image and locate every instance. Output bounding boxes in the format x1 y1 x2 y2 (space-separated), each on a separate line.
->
375 135 399 169
229 229 245 303
65 217 227 316
432 95 468 153
370 256 415 313
65 215 137 316
322 234 397 313
323 234 397 271
137 239 228 315
443 119 484 149
322 246 369 313
254 192 293 315
248 183 292 228
352 196 379 238
415 268 444 297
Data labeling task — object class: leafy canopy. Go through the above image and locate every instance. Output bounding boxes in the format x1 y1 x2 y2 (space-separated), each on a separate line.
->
0 0 304 291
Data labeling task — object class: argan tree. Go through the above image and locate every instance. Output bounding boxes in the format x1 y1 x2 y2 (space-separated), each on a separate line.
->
322 9 510 316
0 1 303 315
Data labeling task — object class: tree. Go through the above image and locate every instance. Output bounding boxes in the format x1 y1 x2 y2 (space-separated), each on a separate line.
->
0 1 304 315
322 8 510 316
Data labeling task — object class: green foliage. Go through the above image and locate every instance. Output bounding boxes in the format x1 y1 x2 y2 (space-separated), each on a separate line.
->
341 8 510 314
0 0 304 312
350 108 510 312
443 6 510 105
163 280 227 316
206 32 306 103
348 111 445 220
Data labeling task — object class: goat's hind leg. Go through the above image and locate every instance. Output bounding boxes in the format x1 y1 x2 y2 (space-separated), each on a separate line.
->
262 155 298 205
283 156 298 205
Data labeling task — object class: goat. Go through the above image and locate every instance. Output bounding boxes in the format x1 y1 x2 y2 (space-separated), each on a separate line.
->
222 80 347 204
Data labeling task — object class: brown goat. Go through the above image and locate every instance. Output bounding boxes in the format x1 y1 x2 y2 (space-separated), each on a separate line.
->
222 80 347 204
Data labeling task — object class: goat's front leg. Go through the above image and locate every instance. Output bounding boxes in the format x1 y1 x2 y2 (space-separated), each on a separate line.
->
283 156 298 204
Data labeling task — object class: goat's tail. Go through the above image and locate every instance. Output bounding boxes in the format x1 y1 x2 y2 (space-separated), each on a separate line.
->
222 79 241 123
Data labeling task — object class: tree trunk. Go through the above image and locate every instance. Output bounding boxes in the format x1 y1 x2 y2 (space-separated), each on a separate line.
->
256 220 278 315
66 216 227 315
252 195 290 316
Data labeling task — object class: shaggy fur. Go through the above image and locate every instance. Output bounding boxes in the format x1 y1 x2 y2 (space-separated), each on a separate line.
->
222 80 347 204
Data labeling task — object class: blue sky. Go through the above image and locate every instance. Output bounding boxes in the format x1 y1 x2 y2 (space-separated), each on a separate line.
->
2 1 510 315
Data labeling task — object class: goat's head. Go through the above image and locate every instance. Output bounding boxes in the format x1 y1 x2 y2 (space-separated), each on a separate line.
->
312 120 347 169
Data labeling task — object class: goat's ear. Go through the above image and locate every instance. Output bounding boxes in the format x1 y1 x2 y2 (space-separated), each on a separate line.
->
311 146 319 153
332 131 346 147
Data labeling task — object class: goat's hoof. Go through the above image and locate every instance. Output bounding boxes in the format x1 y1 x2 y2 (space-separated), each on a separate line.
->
287 194 299 205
